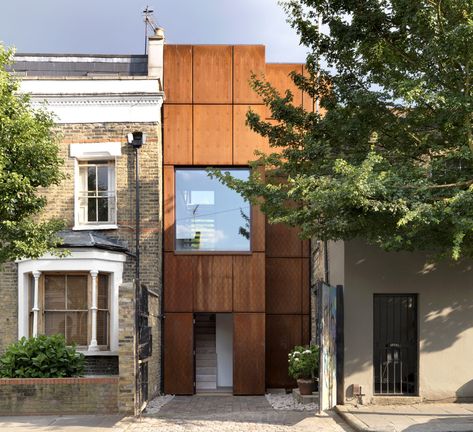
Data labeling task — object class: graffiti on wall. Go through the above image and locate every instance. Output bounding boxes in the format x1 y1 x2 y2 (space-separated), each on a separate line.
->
319 282 337 411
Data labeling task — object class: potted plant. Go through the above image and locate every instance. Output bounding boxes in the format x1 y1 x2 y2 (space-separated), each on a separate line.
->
288 344 319 395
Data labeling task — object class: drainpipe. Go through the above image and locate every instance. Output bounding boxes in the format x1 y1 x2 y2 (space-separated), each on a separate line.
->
127 131 146 415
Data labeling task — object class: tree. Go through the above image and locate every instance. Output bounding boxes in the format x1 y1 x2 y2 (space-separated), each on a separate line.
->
0 45 64 263
214 0 473 260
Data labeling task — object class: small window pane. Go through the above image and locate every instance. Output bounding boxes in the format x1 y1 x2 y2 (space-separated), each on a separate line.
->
67 275 88 310
88 198 97 222
87 166 96 191
97 166 109 191
66 312 88 345
97 311 109 346
97 198 109 222
45 311 66 336
98 274 109 309
45 276 65 309
175 169 251 251
28 274 34 311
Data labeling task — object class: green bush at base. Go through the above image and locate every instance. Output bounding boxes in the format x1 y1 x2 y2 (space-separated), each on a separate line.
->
0 335 85 378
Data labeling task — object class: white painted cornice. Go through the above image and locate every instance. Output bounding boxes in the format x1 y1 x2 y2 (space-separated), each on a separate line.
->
28 93 163 124
19 79 164 123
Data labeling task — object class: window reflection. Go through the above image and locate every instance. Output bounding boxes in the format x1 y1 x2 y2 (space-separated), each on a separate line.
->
175 169 251 251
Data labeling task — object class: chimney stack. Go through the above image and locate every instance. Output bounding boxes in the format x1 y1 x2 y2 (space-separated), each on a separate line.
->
147 27 165 86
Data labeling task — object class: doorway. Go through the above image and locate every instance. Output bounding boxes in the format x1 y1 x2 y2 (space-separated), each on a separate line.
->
373 294 418 395
194 313 233 393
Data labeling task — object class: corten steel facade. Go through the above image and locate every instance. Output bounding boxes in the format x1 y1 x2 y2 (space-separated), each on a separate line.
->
162 45 311 395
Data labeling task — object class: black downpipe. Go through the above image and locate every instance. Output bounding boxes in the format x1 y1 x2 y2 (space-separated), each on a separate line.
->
134 145 141 414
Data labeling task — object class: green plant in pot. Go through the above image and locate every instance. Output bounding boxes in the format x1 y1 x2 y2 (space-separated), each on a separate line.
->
288 345 319 395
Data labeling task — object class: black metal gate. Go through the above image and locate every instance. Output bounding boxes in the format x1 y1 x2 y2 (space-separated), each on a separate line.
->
373 294 418 395
138 284 152 407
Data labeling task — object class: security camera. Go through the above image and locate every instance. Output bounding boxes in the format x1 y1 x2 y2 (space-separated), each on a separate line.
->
127 131 147 148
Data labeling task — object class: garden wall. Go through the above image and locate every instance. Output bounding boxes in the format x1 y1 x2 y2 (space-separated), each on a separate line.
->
0 377 118 415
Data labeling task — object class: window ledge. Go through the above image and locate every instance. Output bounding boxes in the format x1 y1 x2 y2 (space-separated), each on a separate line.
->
73 224 118 231
78 350 118 357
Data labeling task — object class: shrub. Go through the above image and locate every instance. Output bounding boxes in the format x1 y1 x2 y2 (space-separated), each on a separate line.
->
0 335 85 378
288 344 319 380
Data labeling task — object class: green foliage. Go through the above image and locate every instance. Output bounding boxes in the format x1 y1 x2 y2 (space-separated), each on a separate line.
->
0 44 65 263
288 345 319 380
213 1 473 260
0 335 85 378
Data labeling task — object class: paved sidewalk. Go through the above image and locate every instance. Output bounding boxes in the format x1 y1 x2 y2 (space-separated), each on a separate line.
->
0 396 353 432
0 414 124 432
336 403 473 432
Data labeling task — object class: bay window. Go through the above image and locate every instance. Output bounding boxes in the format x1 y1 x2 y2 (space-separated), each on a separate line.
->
29 272 110 350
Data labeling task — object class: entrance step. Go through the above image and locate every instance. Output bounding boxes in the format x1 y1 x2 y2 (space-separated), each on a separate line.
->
196 374 217 382
196 366 216 375
197 359 216 368
196 381 217 390
195 334 215 341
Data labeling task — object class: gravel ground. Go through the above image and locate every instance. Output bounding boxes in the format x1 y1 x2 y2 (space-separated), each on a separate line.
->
145 395 175 414
266 393 318 412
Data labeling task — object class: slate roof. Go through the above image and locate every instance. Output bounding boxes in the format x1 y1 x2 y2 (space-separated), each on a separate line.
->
9 54 148 77
58 230 130 254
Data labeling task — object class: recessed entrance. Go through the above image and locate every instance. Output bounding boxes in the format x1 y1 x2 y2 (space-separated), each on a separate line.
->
194 313 233 393
373 294 418 395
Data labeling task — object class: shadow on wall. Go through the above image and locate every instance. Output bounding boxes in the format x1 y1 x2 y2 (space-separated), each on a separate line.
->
422 295 473 353
457 379 473 402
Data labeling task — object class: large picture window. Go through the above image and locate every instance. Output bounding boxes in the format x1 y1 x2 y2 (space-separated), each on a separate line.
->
175 169 251 252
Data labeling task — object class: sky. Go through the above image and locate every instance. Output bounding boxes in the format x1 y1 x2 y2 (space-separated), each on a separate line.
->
0 0 309 62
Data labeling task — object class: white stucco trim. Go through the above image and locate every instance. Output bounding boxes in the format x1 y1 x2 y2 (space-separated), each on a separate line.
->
20 79 160 95
70 142 122 159
17 248 126 352
19 79 164 124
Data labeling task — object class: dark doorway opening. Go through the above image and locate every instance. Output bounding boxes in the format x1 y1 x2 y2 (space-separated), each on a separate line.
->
194 313 233 394
373 294 418 395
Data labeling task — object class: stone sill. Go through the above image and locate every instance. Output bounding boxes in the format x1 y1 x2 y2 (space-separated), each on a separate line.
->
79 350 118 356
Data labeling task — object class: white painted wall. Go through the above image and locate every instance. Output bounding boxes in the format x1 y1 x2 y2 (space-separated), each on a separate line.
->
216 314 233 388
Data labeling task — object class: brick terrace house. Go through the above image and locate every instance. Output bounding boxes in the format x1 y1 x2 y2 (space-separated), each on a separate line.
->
1 33 164 412
1 33 314 412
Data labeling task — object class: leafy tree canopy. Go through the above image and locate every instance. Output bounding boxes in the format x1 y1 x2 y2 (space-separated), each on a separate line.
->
214 0 473 260
0 45 64 263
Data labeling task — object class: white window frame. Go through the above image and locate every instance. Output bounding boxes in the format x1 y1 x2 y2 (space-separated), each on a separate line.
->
71 142 121 231
17 248 126 354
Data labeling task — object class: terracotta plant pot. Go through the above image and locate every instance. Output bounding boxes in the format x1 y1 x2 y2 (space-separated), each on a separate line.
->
297 378 315 395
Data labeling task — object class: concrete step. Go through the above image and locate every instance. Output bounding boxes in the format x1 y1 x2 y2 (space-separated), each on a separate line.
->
196 348 216 355
195 328 216 335
195 352 217 360
196 374 217 382
195 334 215 341
195 355 217 367
196 381 217 390
196 358 217 368
196 366 217 375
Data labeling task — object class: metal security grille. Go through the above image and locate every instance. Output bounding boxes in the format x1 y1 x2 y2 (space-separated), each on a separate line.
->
138 285 152 406
374 294 418 395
